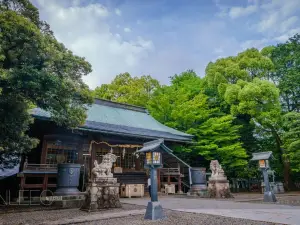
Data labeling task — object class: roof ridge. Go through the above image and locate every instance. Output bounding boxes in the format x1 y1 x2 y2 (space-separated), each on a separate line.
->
94 98 147 113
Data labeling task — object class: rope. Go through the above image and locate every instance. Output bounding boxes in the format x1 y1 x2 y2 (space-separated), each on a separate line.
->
88 140 142 153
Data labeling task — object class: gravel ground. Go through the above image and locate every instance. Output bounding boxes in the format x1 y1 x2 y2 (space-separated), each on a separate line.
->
76 210 282 225
0 204 145 225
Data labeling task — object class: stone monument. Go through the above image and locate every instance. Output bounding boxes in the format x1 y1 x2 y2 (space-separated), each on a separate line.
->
81 152 121 211
207 160 233 198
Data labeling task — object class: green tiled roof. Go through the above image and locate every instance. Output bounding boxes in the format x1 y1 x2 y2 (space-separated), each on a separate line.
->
31 99 193 142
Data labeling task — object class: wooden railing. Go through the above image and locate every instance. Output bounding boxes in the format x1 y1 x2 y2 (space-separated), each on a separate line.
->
160 168 182 176
23 163 57 171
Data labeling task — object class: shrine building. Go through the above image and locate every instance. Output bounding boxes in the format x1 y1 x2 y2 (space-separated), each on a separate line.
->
18 99 193 196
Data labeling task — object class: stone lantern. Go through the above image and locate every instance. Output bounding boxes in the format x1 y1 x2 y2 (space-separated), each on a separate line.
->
138 139 165 220
251 151 277 202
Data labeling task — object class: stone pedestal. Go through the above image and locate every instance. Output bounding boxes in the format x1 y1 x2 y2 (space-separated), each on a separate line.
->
190 184 208 197
144 201 165 220
80 177 121 212
208 178 232 198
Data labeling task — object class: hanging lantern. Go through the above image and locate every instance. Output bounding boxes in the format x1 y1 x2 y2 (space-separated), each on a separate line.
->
110 147 113 153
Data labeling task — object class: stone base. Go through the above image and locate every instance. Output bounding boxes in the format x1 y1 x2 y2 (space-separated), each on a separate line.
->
144 201 165 220
80 182 121 212
93 177 118 184
51 195 85 209
190 184 208 197
208 179 233 198
263 191 277 202
54 187 81 196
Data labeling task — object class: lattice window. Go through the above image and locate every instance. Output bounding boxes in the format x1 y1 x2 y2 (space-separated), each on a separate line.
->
124 152 135 169
46 141 79 164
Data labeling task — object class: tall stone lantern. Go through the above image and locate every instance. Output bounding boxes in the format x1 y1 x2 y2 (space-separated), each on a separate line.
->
137 139 165 220
251 151 277 202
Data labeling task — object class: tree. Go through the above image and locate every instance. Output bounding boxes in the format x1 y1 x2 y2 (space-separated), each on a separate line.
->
148 71 247 172
282 112 300 173
0 0 93 168
205 48 274 88
93 73 159 107
266 34 300 112
188 115 248 175
203 48 300 188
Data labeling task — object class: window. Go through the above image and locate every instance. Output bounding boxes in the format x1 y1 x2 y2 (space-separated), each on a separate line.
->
46 140 79 164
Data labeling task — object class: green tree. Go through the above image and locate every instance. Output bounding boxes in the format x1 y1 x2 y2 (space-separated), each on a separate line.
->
203 48 300 188
94 73 159 107
266 34 300 112
0 0 93 168
282 112 300 173
188 115 248 174
149 71 247 173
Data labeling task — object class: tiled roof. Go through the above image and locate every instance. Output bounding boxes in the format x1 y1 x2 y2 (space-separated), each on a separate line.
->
31 99 193 142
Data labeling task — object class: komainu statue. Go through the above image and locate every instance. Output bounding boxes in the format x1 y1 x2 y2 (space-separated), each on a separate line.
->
210 160 225 178
91 153 118 180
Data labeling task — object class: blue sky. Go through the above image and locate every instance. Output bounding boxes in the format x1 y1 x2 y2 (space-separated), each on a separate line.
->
33 0 300 88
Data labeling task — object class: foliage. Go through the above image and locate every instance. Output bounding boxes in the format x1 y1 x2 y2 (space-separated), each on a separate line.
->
223 78 281 126
205 48 274 88
0 0 93 168
266 34 300 112
93 73 159 107
188 115 248 172
282 112 300 172
147 71 248 173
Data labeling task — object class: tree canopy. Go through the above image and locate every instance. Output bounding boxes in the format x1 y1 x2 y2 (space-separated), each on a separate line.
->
0 0 93 168
93 73 159 107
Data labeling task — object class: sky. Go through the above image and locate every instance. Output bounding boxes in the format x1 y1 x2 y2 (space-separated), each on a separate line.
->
32 0 300 89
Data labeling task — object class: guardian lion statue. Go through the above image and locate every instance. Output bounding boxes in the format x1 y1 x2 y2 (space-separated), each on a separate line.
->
210 160 225 178
91 153 118 179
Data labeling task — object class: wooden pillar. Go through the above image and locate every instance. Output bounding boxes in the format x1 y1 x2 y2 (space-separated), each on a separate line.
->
135 156 141 171
167 174 171 185
40 139 47 164
178 175 182 194
42 174 48 196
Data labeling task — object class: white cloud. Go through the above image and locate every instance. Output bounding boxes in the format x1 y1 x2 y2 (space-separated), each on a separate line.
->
256 13 277 33
279 16 298 33
124 27 131 33
229 5 257 19
274 27 300 42
115 8 121 16
33 0 153 89
241 38 269 50
256 0 300 35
